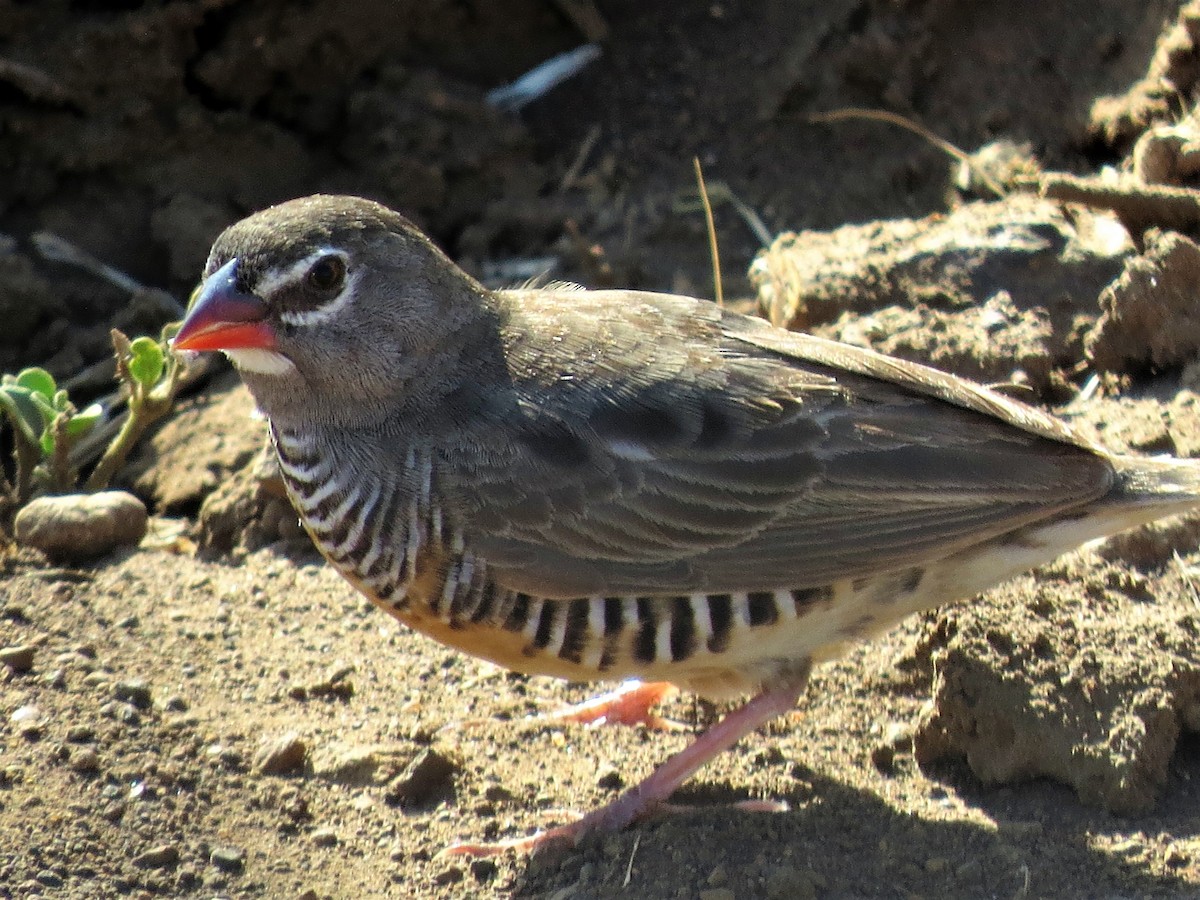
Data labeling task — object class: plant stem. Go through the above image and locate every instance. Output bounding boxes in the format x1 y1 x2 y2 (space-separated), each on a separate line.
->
13 434 38 503
83 368 180 492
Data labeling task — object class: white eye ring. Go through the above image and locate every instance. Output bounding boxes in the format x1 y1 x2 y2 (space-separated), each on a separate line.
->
265 248 356 328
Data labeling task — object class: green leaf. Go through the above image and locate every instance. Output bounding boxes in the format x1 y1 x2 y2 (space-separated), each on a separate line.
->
128 337 165 389
15 367 56 400
29 390 58 428
66 402 103 437
40 426 55 456
0 385 44 445
53 389 71 411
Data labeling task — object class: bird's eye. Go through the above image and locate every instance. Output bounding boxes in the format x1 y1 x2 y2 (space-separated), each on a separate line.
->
307 255 346 292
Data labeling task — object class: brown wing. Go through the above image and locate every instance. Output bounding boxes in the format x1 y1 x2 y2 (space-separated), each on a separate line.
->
437 290 1113 599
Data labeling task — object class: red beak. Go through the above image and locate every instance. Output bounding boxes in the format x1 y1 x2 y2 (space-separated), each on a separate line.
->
173 258 277 352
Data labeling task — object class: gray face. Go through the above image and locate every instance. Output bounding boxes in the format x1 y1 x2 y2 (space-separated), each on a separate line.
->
196 195 493 430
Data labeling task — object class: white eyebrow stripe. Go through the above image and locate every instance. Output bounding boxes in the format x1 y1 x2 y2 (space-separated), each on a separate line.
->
256 247 357 329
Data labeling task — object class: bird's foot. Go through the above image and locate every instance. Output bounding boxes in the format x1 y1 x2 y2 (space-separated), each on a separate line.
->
538 679 682 730
439 667 811 857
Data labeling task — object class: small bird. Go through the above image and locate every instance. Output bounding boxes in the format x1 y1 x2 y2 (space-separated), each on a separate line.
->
174 194 1200 855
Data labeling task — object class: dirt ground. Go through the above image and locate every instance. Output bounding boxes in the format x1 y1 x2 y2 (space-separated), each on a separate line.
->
5 1 1200 898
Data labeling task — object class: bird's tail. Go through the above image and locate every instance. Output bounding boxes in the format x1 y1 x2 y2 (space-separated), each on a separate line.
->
1107 454 1200 524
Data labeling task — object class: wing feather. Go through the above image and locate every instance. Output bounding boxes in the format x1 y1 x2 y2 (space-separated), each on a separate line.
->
432 289 1113 598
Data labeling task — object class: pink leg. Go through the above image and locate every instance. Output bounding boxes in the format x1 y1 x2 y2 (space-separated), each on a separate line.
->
440 664 811 857
540 679 681 729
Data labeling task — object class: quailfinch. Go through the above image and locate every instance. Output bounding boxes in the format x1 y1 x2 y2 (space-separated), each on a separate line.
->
174 194 1200 854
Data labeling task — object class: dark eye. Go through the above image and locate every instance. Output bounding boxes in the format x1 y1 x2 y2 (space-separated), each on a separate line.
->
307 255 346 292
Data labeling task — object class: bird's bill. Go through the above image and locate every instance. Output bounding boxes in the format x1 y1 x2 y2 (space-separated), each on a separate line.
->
173 258 277 352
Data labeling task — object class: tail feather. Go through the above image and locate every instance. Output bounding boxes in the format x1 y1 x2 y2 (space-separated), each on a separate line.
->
1108 454 1200 519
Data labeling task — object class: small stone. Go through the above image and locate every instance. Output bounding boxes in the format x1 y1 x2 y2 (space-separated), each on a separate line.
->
14 491 148 561
66 724 95 743
384 748 458 807
70 748 100 773
254 732 308 775
132 844 179 869
596 766 624 790
433 865 464 886
483 784 514 803
11 704 44 738
114 679 153 709
871 743 896 774
0 644 35 673
164 695 189 712
470 859 497 882
305 663 355 700
311 828 338 847
35 870 63 887
209 846 246 872
699 889 736 900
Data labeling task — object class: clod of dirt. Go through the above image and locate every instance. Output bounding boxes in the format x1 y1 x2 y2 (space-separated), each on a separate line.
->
1087 229 1200 374
1090 0 1200 147
384 748 460 808
13 491 147 562
129 375 263 513
254 732 309 776
0 644 35 673
911 552 1200 814
750 195 1128 395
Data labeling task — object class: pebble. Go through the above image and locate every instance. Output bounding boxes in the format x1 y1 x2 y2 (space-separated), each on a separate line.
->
132 844 179 869
70 748 100 773
311 828 338 847
11 704 44 738
699 889 736 900
14 491 148 561
0 644 35 673
470 859 497 882
871 743 896 774
66 724 95 743
254 732 308 775
596 766 624 790
483 784 514 803
384 748 458 807
432 865 464 885
209 846 246 872
113 679 153 709
35 870 63 887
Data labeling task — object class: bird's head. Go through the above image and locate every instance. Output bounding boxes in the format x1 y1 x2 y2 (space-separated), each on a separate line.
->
174 195 493 428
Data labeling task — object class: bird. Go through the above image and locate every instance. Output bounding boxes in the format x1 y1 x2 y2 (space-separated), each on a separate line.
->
173 193 1200 855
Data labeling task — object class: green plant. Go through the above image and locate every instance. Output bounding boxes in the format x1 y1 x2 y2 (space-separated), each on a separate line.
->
84 325 185 492
0 366 103 498
0 324 185 504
